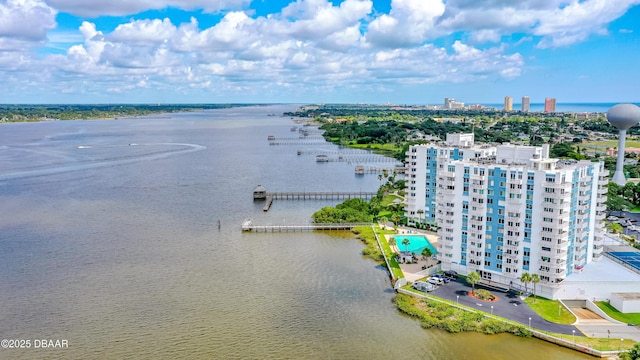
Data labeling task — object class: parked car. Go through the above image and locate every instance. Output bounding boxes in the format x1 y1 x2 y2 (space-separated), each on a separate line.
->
427 277 442 285
607 215 619 221
443 270 458 279
432 273 450 283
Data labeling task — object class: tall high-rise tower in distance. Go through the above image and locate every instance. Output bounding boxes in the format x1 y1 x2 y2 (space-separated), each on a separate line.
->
607 104 640 185
504 96 513 111
444 98 454 109
544 97 556 112
522 96 530 112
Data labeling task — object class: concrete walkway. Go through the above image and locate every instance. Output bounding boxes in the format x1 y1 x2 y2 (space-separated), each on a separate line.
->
576 324 640 342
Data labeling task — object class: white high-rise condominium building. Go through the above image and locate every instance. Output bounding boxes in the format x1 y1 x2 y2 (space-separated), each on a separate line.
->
404 134 608 299
404 134 496 228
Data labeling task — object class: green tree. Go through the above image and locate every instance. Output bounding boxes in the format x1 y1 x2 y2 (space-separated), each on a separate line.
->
467 271 481 295
389 237 397 249
620 343 640 360
520 272 532 294
401 238 410 252
416 209 424 226
607 221 624 234
531 274 540 302
391 214 401 229
422 247 432 261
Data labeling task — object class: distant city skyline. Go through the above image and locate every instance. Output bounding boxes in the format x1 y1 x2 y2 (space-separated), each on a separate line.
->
1 1 639 104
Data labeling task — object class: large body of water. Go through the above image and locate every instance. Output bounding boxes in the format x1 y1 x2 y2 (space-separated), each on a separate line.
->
0 105 590 359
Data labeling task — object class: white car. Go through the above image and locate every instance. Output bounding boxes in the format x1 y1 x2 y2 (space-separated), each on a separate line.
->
607 216 619 221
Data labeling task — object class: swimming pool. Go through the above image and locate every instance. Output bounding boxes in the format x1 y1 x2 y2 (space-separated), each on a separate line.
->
395 235 437 255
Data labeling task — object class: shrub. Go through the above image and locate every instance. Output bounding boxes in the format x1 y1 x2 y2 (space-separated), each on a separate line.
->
480 319 510 334
474 289 495 301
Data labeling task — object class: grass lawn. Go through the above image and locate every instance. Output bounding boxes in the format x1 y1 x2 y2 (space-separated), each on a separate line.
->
551 333 636 351
630 206 640 213
595 301 640 325
585 140 640 148
382 194 403 206
524 296 576 325
350 142 402 152
379 231 403 279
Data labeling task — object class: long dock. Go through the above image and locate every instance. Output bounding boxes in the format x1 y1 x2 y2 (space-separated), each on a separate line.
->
265 191 377 200
269 141 329 145
242 220 371 232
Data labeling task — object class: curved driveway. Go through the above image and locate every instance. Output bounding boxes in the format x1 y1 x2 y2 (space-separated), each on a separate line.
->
427 278 579 335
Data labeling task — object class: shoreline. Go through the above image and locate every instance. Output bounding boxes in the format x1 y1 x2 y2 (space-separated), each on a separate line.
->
0 104 256 123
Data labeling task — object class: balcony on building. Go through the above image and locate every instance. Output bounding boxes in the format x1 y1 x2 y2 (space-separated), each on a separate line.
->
598 177 608 186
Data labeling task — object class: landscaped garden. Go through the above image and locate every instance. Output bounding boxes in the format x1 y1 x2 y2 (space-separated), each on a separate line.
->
523 296 576 325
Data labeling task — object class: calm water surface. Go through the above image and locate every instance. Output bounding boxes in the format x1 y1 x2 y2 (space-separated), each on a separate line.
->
0 106 590 359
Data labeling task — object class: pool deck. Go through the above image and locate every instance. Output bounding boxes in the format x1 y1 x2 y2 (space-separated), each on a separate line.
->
382 226 440 281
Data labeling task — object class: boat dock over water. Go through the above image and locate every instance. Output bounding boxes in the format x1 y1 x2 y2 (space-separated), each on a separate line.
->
241 219 371 232
262 191 377 200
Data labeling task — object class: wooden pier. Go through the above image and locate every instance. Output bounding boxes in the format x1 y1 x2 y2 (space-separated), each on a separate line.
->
297 150 370 156
242 219 371 232
269 141 329 146
263 196 274 211
356 166 407 174
267 136 325 141
265 191 377 200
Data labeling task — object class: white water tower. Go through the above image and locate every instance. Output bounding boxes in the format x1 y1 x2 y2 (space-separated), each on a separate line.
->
607 104 640 185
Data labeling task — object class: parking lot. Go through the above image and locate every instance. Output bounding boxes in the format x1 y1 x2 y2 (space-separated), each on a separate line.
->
415 276 578 335
609 211 640 237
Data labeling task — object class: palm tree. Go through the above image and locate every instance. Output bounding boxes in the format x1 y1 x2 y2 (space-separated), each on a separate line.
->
531 274 540 302
416 209 424 227
389 237 397 250
467 271 481 295
391 214 401 230
421 247 432 261
520 272 532 294
401 238 410 252
380 216 388 229
378 173 383 183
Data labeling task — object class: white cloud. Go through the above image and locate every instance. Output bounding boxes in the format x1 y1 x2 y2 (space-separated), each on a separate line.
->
0 0 57 41
1 0 636 102
110 19 177 45
534 0 640 48
44 0 248 17
439 0 640 48
366 0 445 47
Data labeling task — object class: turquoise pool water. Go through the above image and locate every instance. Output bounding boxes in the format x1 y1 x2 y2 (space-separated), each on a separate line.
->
395 235 437 255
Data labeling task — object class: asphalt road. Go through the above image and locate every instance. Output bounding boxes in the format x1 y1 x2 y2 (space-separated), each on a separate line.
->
427 278 579 335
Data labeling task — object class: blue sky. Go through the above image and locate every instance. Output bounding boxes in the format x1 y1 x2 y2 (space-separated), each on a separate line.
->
1 0 639 104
